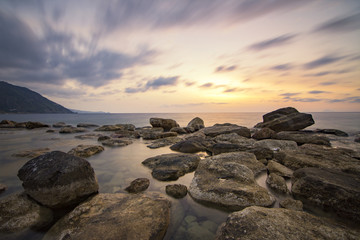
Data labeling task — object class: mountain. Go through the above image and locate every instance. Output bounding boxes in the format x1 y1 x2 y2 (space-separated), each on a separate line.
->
0 81 73 113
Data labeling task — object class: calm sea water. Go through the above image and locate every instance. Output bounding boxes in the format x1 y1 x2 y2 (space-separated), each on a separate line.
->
0 112 359 240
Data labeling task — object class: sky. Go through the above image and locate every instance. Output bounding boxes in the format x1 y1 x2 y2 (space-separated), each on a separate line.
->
0 0 359 113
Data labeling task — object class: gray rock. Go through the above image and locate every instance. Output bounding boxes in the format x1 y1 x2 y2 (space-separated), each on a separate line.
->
150 118 179 131
292 167 360 222
101 138 133 147
111 130 141 139
170 137 215 153
355 135 360 143
189 152 274 210
209 143 248 155
200 123 251 138
147 136 182 149
215 133 255 146
279 198 303 211
263 107 299 122
25 121 50 129
68 145 104 158
166 184 188 198
252 127 277 140
43 193 171 240
59 126 87 133
142 153 201 181
142 131 177 140
315 128 348 137
77 123 99 128
215 206 359 240
95 125 124 131
275 131 331 146
253 139 298 151
125 178 150 193
52 122 68 128
0 183 7 193
187 117 205 132
267 160 293 178
170 127 188 134
17 151 99 209
12 148 50 158
0 192 53 233
266 173 288 194
75 133 104 139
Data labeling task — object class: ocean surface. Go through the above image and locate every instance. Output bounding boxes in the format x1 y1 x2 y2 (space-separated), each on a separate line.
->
0 112 359 240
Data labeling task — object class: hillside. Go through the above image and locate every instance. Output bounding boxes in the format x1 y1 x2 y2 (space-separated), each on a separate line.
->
0 81 73 113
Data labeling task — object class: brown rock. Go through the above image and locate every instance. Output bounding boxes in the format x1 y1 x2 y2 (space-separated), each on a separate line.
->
166 184 188 198
125 178 150 193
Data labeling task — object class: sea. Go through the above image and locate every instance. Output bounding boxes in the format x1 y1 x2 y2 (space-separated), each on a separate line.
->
0 112 359 240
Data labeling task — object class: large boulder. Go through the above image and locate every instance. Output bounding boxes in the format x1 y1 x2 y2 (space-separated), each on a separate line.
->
200 123 251 138
275 131 330 146
186 117 205 132
142 153 201 181
17 151 99 209
189 152 274 210
215 206 359 240
214 133 255 146
0 192 53 233
68 145 104 158
292 167 360 222
255 107 314 132
43 193 171 240
150 118 179 131
170 137 215 153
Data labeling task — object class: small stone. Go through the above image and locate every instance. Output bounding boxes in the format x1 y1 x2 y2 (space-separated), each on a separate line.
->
279 198 303 211
166 184 188 198
0 183 7 193
267 160 293 178
12 148 50 158
125 178 150 193
266 173 289 194
67 145 104 158
59 126 87 133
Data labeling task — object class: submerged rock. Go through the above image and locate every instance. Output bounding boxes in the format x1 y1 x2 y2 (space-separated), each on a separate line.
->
68 145 104 158
59 126 87 133
125 178 150 193
77 123 99 128
189 152 274 210
253 139 298 151
17 151 99 209
95 125 124 131
12 148 50 158
292 167 360 222
147 136 182 149
166 184 188 199
142 153 200 181
200 123 251 138
75 133 104 139
150 118 179 131
275 131 331 146
101 138 133 147
142 131 177 140
0 192 53 233
215 206 359 240
43 193 171 240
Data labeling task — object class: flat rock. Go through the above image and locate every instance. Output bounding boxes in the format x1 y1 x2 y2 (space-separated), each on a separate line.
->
275 131 331 146
209 142 249 155
200 123 251 138
147 136 182 149
17 151 99 209
215 206 359 240
142 131 177 140
68 145 104 158
0 192 53 233
150 118 179 131
52 122 69 128
101 138 133 147
292 167 360 222
215 133 255 146
25 121 50 129
267 160 293 178
12 148 50 158
315 128 349 137
95 125 124 131
170 137 215 153
170 127 188 134
189 152 274 210
142 153 200 181
59 126 87 133
75 133 104 139
113 130 141 139
166 184 188 198
266 173 288 194
279 198 303 211
125 178 150 193
77 123 99 128
43 193 171 240
253 139 298 151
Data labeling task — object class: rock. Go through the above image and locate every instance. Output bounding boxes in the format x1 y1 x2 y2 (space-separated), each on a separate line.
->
118 123 136 131
252 127 277 140
247 147 274 161
142 131 177 140
189 152 274 210
170 127 188 134
12 148 50 158
253 139 298 151
215 133 255 146
46 129 55 133
98 135 111 142
59 126 87 133
95 125 124 131
0 192 53 233
101 138 133 147
279 198 303 211
165 184 188 198
77 123 99 128
275 131 331 146
150 118 179 131
256 107 315 132
125 178 150 193
267 160 293 178
186 117 205 132
0 119 16 128
275 144 360 174
210 143 248 155
68 145 104 158
215 206 359 240
147 136 182 149
52 122 68 128
75 133 104 139
355 135 360 143
43 193 170 240
170 137 215 153
315 128 349 137
112 130 141 139
17 151 99 209
266 173 289 194
200 123 251 138
186 221 215 240
0 183 7 193
25 121 49 129
292 167 360 222
142 153 201 181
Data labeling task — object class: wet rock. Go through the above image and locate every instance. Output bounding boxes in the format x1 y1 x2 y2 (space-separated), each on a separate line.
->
0 183 7 193
17 151 99 209
125 178 150 193
275 131 331 146
150 118 179 131
0 119 16 128
12 148 50 158
43 192 170 240
275 144 360 174
142 153 201 181
315 128 349 137
95 125 124 131
292 167 360 222
200 123 251 138
253 139 298 151
279 198 303 211
23 121 49 129
210 143 248 155
147 136 182 149
142 131 177 140
52 122 69 128
215 133 255 146
267 160 293 178
170 137 215 153
101 138 133 147
77 123 99 128
189 152 274 210
68 145 104 158
255 107 314 132
59 126 87 133
112 130 141 139
170 127 188 134
75 133 104 139
186 117 205 132
215 206 359 240
0 192 53 233
98 135 111 142
266 173 288 194
247 147 274 161
252 127 277 140
165 184 188 198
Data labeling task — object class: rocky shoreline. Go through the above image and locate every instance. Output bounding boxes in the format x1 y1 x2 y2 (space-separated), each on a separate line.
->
0 107 360 239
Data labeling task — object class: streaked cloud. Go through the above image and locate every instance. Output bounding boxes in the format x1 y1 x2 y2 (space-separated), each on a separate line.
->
308 90 329 94
270 63 293 71
199 83 214 88
280 92 300 97
247 34 297 51
319 81 337 86
125 76 179 93
215 65 237 73
303 55 345 69
314 12 360 33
